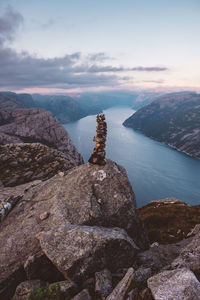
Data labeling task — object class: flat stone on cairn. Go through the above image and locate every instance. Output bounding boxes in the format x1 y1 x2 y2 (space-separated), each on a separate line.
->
88 113 107 165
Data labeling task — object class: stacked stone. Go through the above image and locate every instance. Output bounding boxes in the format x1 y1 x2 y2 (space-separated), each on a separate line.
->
88 113 107 165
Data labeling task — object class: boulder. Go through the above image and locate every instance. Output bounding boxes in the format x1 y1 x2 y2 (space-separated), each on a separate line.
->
39 225 138 282
0 143 78 187
43 160 148 249
148 268 200 300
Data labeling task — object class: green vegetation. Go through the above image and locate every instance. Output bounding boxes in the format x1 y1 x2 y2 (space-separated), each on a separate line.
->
29 283 71 300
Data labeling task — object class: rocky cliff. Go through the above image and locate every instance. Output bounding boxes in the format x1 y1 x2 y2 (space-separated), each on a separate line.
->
123 92 200 159
0 107 83 165
1 158 200 299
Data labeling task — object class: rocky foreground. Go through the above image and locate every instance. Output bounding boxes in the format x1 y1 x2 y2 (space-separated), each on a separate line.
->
1 95 200 299
1 160 200 299
123 92 200 159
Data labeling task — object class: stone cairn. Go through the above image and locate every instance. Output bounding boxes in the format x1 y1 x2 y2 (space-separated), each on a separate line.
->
88 113 107 165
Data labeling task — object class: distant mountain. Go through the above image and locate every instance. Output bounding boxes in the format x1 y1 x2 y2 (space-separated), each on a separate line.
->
0 93 24 110
76 91 139 114
1 91 35 107
32 94 87 123
123 92 200 159
0 90 164 124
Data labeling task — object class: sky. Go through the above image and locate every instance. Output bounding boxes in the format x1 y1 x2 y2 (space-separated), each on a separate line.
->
0 0 199 94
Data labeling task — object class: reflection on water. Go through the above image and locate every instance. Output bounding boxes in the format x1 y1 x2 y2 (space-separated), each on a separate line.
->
64 106 200 208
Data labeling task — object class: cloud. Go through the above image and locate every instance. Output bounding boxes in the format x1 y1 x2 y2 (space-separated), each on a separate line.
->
131 67 168 72
0 6 23 45
84 65 168 73
0 7 168 91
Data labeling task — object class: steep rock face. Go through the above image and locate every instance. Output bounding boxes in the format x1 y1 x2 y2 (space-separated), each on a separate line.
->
0 160 147 299
123 92 200 158
0 107 83 165
0 143 78 187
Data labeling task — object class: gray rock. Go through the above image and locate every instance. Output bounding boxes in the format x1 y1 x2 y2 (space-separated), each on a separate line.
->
172 225 200 270
148 268 200 300
39 225 138 282
43 160 148 250
106 268 135 300
72 289 92 300
95 269 112 299
12 280 45 300
138 238 191 272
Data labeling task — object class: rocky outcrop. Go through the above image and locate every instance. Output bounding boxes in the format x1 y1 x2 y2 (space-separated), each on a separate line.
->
138 197 200 244
123 92 200 159
0 160 148 299
0 143 79 187
0 107 83 165
148 268 200 300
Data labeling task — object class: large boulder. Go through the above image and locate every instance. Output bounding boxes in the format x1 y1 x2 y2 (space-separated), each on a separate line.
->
37 160 148 250
148 268 200 300
0 107 83 165
0 143 78 187
39 225 138 282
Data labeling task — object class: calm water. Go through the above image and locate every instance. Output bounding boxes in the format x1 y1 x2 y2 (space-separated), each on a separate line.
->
64 107 200 208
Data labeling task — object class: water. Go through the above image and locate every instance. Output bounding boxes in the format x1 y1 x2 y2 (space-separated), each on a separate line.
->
64 106 200 208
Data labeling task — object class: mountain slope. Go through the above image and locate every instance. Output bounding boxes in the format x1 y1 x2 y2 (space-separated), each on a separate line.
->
123 92 200 158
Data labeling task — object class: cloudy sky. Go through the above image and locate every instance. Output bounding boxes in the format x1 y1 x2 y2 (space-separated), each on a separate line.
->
0 0 199 93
